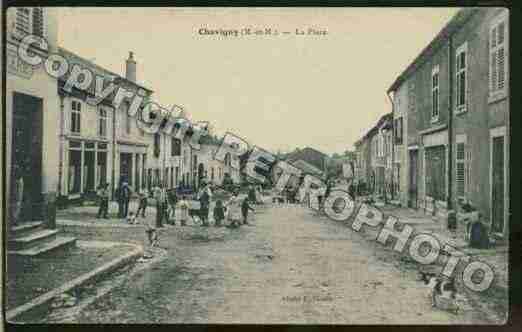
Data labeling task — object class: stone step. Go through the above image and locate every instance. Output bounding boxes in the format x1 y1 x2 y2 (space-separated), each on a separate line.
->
8 229 59 251
10 221 44 237
8 236 77 258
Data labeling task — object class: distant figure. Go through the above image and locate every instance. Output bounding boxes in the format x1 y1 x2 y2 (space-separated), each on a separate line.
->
96 182 110 219
241 197 256 225
136 188 149 218
11 165 24 227
198 183 211 227
226 192 242 228
176 195 189 226
154 185 167 228
213 199 225 227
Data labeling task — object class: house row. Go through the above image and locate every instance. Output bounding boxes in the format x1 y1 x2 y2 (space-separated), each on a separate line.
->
356 8 509 239
354 113 393 197
6 7 240 229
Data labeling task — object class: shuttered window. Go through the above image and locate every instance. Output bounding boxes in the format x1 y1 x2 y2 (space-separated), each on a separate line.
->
14 7 44 38
456 143 465 197
489 13 508 99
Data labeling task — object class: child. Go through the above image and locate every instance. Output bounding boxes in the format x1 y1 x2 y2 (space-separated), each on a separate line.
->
96 183 110 219
136 188 148 218
126 211 137 225
213 200 225 227
176 195 189 226
226 193 242 228
141 213 159 249
241 197 256 225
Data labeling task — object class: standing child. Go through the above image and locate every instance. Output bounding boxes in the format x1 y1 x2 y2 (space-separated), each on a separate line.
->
176 195 189 226
136 188 148 218
226 193 242 228
241 197 256 225
213 200 225 227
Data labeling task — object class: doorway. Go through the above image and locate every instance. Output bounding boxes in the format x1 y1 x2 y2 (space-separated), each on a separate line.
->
491 129 506 234
10 92 43 222
120 153 133 186
408 150 418 209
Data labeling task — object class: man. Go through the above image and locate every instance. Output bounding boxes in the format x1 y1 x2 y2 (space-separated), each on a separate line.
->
154 184 167 228
120 181 132 219
97 183 110 219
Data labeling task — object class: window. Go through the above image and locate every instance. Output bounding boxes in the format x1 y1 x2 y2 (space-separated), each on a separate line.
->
124 103 131 135
394 117 403 144
98 107 107 137
456 43 468 113
153 133 161 158
489 12 508 101
14 7 45 39
171 137 181 156
431 65 440 122
71 100 81 134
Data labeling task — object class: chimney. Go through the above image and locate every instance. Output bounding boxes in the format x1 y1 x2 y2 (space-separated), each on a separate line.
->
125 51 136 83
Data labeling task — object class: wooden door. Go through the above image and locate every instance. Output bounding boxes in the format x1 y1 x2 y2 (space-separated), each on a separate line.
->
491 136 505 234
409 150 418 208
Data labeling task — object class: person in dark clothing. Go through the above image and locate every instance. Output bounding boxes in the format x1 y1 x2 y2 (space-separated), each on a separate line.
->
248 186 257 204
213 199 225 227
120 182 132 219
241 197 255 225
166 189 178 225
97 183 110 218
199 184 210 227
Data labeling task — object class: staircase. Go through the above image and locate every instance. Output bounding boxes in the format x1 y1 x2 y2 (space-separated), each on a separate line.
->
8 221 76 257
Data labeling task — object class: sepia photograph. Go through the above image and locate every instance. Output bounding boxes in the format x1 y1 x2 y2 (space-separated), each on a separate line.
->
3 6 510 325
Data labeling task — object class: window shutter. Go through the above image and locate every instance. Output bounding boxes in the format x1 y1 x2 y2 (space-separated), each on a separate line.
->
15 8 31 35
32 7 44 38
456 143 465 197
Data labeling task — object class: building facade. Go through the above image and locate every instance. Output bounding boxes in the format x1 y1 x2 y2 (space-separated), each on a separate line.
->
6 7 60 227
388 8 510 237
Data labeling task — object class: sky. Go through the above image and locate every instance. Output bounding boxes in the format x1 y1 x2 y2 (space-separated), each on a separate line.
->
56 7 459 155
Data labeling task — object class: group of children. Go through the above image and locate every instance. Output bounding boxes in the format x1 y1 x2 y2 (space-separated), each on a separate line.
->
126 192 257 248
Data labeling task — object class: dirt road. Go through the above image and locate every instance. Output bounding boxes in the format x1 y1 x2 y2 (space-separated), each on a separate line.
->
46 203 490 324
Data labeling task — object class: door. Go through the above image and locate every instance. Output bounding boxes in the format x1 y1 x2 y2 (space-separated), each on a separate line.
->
11 93 43 222
491 135 505 234
120 153 132 186
409 150 418 208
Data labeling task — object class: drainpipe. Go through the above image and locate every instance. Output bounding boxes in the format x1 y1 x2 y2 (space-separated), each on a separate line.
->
111 106 116 200
387 92 395 201
58 95 64 207
447 37 454 210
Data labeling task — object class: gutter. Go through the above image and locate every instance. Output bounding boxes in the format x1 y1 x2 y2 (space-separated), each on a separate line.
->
447 36 454 210
387 92 395 201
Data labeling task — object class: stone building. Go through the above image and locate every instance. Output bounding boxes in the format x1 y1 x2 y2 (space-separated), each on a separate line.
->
388 8 510 237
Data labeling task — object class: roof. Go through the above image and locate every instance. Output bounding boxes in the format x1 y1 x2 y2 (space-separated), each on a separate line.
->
290 159 324 177
363 112 392 139
58 47 154 93
387 8 479 93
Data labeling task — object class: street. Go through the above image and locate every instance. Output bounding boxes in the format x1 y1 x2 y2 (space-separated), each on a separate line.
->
45 203 487 324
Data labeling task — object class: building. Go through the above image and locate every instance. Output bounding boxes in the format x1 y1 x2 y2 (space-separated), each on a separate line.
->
388 8 509 237
285 147 329 177
6 7 60 227
56 49 154 202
